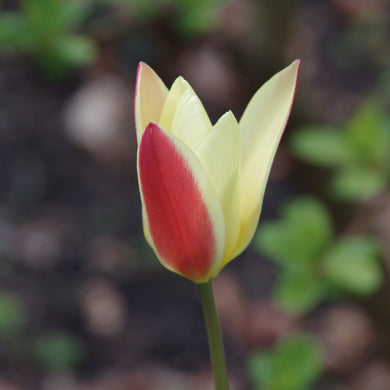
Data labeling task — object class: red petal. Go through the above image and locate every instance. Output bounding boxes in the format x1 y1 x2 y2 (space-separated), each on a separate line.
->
138 123 216 281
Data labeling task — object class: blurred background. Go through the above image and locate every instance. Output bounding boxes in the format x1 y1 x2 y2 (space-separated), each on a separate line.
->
0 0 390 389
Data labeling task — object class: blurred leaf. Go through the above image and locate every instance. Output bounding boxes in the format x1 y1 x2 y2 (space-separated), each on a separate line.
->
58 1 90 31
36 34 96 80
256 197 332 270
130 0 165 20
33 332 84 371
275 271 326 314
0 13 32 51
0 0 95 79
22 0 64 40
174 0 226 37
344 102 389 165
248 334 322 390
21 0 89 35
330 167 387 201
290 126 354 167
0 292 26 335
255 222 293 264
54 34 97 65
291 102 390 204
164 388 188 390
324 237 382 295
283 197 333 245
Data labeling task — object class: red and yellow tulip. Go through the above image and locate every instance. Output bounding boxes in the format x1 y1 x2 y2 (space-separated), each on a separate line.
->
135 61 300 283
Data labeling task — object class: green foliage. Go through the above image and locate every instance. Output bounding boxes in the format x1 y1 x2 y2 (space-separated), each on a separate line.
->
0 292 26 335
33 331 84 371
257 198 332 270
95 0 228 38
0 0 97 79
274 271 327 314
173 0 227 38
255 197 383 314
164 388 188 390
0 0 229 77
248 334 322 390
290 102 390 201
290 126 354 167
330 167 387 201
323 237 383 295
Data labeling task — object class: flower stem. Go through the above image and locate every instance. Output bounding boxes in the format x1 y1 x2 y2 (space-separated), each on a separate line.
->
198 279 229 390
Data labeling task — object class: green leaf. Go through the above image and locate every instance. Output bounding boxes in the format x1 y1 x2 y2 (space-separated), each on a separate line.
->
0 13 33 51
248 334 322 390
255 222 295 265
22 0 63 38
0 292 26 335
174 0 226 37
20 0 90 47
330 167 387 201
283 197 333 248
275 271 326 314
255 197 332 270
54 34 97 65
33 332 84 371
57 2 90 31
164 388 188 390
290 126 354 167
36 34 96 79
344 102 390 165
323 236 383 295
130 0 163 20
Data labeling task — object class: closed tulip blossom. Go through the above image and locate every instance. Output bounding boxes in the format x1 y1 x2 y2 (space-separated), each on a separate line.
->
135 61 300 389
135 61 300 283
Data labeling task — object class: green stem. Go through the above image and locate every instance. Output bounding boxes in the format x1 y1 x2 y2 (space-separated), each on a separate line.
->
198 279 229 390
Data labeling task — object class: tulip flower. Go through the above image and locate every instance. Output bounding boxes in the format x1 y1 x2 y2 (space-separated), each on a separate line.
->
135 60 300 284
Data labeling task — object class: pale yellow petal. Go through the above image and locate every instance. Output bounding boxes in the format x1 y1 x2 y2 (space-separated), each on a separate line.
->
232 60 300 258
159 77 189 131
196 111 241 269
159 76 212 135
141 204 153 246
134 62 168 143
171 89 212 150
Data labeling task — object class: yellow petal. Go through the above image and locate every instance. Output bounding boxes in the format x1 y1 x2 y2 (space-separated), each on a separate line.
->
196 111 241 268
159 77 212 136
159 76 189 131
134 62 169 144
141 204 153 246
232 60 300 258
171 89 212 150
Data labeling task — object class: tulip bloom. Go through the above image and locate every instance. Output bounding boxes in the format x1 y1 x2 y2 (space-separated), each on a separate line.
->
135 61 300 283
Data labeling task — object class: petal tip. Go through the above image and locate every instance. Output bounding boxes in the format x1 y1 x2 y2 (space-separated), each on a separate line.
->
291 59 301 75
141 122 161 143
135 61 146 84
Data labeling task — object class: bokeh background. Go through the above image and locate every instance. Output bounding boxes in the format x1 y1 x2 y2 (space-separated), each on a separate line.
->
1 0 390 389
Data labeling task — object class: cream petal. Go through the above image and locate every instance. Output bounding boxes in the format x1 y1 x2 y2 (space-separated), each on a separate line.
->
232 60 300 258
170 89 212 150
159 76 212 135
159 76 190 131
134 62 168 144
196 111 241 268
